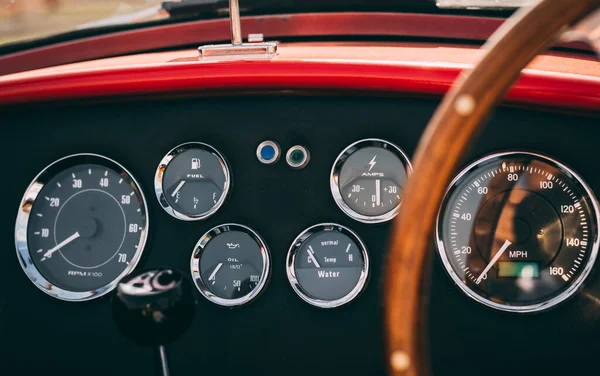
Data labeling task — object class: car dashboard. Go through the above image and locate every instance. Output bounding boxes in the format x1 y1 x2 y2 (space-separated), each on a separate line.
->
1 6 600 374
2 92 600 375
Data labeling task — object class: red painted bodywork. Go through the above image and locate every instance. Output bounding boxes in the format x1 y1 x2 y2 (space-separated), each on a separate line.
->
0 58 598 111
0 13 503 76
0 12 590 77
0 12 597 112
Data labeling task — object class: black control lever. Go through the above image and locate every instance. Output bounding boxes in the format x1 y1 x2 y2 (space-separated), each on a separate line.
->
112 269 196 376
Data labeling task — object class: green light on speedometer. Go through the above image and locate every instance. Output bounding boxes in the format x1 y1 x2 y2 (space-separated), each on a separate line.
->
498 262 539 278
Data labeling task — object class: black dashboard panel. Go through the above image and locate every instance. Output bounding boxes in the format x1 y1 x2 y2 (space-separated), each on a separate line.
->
1 96 599 375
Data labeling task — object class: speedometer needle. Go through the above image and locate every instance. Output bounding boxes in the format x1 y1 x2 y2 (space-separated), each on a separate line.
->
307 246 321 268
40 232 80 261
476 239 512 285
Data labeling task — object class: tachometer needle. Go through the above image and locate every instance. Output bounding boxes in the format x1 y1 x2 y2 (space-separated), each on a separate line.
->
208 263 223 281
307 246 321 268
171 180 186 197
476 239 512 285
41 232 80 261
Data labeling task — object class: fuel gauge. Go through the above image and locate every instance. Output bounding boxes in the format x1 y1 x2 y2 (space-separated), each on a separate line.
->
155 142 230 221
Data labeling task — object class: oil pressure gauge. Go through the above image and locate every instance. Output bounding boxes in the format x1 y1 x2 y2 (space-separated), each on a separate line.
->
191 224 270 307
155 142 230 221
286 223 369 308
331 139 412 223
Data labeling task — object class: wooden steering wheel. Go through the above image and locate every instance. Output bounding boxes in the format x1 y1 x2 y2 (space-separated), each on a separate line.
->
384 1 600 375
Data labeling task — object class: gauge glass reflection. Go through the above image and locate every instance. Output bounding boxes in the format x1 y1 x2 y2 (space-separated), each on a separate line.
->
437 151 600 312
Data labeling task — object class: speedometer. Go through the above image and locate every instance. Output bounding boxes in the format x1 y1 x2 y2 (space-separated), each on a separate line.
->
437 151 599 312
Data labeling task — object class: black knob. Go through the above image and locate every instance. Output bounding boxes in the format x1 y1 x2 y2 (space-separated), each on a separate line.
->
112 269 196 346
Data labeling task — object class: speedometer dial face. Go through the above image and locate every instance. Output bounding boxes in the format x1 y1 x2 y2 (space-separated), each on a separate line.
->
437 151 599 312
331 139 412 223
15 154 149 302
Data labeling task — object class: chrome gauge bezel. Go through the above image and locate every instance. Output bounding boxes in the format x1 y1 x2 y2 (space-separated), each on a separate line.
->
154 142 231 221
436 150 600 313
190 223 271 307
14 153 149 302
286 223 370 308
330 138 413 224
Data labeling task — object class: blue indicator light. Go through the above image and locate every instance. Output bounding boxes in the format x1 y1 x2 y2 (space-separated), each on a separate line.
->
257 141 280 164
261 145 276 161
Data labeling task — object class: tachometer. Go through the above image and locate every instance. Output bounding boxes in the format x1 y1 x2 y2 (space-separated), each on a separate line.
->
15 154 149 302
437 151 599 312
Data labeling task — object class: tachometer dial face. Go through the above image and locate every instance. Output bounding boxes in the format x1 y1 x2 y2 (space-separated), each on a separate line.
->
190 224 270 307
331 139 412 223
286 223 369 308
155 142 230 221
15 154 149 302
437 151 599 312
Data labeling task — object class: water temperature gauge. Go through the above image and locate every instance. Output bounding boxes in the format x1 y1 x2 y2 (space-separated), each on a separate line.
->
286 223 369 308
155 142 230 221
331 139 412 223
191 224 271 307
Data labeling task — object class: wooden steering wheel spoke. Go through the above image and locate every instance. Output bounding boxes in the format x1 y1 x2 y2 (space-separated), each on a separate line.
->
384 1 600 375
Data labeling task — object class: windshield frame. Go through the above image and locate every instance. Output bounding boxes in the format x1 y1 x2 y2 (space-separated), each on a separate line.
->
0 0 516 55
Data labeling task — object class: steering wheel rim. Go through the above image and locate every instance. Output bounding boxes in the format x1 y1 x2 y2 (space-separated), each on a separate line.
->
384 1 600 375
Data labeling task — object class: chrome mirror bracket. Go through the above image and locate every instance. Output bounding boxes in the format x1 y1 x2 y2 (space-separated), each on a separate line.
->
198 0 277 60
